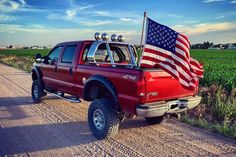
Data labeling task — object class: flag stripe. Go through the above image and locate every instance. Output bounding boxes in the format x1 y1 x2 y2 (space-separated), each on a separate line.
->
144 45 193 78
140 17 203 90
143 50 192 81
157 63 196 90
145 45 190 71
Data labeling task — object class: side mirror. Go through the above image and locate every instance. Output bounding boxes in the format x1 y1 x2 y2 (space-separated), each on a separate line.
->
35 53 42 63
48 58 58 65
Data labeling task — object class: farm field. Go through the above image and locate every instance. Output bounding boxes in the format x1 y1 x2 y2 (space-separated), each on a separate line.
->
0 49 49 57
191 49 236 92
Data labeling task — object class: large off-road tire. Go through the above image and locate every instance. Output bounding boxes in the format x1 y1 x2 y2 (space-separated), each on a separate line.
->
145 116 164 125
31 80 43 103
88 99 119 140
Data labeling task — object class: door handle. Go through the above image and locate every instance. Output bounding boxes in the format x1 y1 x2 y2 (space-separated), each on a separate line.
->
69 67 73 75
55 66 58 72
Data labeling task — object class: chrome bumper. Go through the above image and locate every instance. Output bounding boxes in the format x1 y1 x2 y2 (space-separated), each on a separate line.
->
136 96 201 117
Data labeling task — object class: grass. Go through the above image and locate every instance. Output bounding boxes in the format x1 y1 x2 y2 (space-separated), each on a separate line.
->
0 49 49 57
0 49 49 72
181 114 236 139
0 55 34 72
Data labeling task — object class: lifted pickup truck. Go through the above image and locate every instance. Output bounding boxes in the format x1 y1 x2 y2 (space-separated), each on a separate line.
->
31 33 201 139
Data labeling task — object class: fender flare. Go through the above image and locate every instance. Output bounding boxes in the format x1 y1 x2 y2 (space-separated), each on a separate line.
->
31 66 44 87
83 75 119 111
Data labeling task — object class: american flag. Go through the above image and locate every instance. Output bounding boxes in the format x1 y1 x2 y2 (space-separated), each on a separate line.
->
140 18 203 90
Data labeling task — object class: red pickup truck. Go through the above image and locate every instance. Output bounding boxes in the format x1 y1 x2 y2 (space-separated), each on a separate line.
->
31 33 201 139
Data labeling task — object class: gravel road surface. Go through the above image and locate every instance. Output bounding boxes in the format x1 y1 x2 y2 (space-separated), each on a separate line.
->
0 63 236 157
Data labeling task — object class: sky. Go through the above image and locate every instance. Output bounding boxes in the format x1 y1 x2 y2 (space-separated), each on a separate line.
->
0 0 236 46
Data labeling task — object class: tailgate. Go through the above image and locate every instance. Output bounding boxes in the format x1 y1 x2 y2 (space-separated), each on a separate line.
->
143 69 197 103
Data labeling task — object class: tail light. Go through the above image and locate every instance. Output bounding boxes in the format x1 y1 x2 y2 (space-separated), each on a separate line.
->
138 76 146 98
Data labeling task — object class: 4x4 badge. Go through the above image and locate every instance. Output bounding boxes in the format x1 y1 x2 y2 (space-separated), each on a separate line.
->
122 75 136 80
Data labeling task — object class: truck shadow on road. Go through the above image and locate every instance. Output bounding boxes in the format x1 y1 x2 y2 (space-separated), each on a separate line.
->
0 96 34 106
0 96 33 120
0 121 96 156
0 96 63 120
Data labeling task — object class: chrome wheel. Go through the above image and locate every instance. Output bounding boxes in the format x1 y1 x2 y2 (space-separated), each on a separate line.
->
33 85 39 98
93 109 105 130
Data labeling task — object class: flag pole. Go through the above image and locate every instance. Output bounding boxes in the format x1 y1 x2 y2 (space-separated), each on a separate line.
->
138 11 147 66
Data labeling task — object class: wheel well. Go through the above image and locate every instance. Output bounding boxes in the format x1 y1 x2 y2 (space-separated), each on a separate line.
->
32 69 45 89
84 81 120 111
85 81 112 101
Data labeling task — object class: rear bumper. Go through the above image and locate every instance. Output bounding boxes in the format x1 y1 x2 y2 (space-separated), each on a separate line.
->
136 96 201 117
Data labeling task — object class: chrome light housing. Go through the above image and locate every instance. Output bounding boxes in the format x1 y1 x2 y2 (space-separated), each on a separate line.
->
118 35 124 42
101 33 109 41
111 34 118 41
94 32 101 41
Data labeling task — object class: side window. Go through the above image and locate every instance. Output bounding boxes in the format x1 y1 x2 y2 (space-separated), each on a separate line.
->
94 43 109 62
61 45 77 63
82 43 92 61
48 46 62 61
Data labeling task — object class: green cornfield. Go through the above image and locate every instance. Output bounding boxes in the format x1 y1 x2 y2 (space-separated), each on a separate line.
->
0 49 49 57
190 49 236 93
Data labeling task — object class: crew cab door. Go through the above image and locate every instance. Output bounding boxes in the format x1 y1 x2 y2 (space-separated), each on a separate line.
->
42 46 63 91
56 44 78 95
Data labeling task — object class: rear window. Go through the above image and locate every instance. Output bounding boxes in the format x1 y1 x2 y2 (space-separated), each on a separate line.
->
94 43 109 62
61 45 77 63
109 44 131 64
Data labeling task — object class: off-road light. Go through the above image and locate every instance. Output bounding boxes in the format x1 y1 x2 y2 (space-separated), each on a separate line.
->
111 34 118 41
94 32 101 41
101 33 109 41
118 35 124 42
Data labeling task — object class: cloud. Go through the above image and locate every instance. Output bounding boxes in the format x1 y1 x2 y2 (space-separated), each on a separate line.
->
8 1 20 9
0 23 140 46
48 8 142 26
93 11 111 16
215 15 224 19
230 0 236 3
0 0 24 11
78 4 95 10
47 12 113 26
80 20 113 26
0 14 16 21
183 20 199 24
120 17 132 22
19 0 26 5
0 0 49 13
172 22 236 35
203 0 226 3
66 10 76 18
167 14 182 18
173 25 184 28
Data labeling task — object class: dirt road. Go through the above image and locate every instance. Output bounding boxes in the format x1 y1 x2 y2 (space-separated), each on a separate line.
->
0 63 236 157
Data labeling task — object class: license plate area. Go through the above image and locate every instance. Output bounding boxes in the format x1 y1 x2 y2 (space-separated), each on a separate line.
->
167 99 188 110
